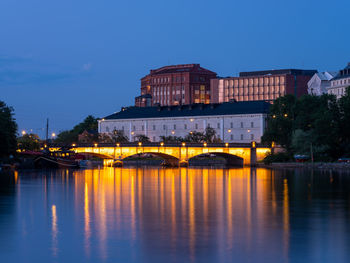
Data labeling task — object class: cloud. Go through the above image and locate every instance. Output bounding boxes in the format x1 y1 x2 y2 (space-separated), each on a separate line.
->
82 63 93 71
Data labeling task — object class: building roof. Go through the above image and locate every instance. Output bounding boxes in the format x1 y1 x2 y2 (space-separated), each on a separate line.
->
144 64 217 77
239 69 317 77
331 63 350 81
316 71 337 81
103 101 270 120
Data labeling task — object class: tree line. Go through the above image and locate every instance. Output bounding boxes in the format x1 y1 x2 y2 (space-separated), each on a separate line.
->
262 87 350 162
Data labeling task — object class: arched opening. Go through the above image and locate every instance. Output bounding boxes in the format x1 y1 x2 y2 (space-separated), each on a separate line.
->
122 152 179 167
189 152 244 167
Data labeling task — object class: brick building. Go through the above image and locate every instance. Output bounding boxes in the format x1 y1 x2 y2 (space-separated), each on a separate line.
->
135 64 217 107
210 69 317 103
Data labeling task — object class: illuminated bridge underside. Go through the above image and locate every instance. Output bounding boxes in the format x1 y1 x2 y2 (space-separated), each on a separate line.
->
71 146 271 166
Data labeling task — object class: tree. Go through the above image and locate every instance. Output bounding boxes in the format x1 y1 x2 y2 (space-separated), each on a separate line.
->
17 134 41 151
111 130 129 143
204 127 222 143
56 115 98 144
134 134 150 143
159 135 183 143
184 131 205 143
262 95 297 151
0 101 18 157
338 86 350 156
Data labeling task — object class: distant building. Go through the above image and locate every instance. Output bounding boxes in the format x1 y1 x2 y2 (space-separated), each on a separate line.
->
328 63 350 99
78 130 98 143
210 69 317 103
98 101 270 143
307 72 337 96
136 64 217 107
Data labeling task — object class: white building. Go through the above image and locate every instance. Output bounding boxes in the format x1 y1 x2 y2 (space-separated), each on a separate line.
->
98 101 270 143
307 71 337 96
328 63 350 99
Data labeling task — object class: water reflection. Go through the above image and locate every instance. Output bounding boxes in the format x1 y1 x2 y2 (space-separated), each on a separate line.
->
1 167 350 262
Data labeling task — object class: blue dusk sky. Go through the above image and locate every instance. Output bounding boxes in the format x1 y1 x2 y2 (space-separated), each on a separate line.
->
1 0 349 137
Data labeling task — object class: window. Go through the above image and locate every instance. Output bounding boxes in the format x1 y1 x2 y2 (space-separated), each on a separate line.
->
174 124 176 130
153 125 156 130
163 125 166 130
217 123 220 129
133 125 136 131
195 123 198 129
208 123 211 128
153 136 155 141
230 122 233 128
251 134 254 140
241 134 244 140
142 125 144 131
251 122 254 128
240 122 243 128
184 124 187 130
230 134 233 140
106 127 109 132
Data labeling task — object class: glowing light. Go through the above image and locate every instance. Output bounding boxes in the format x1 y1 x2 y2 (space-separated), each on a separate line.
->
94 143 98 147
203 142 207 147
272 141 275 148
160 142 164 146
247 129 251 133
102 118 105 121
131 131 135 135
284 113 288 117
51 132 56 138
228 129 232 133
21 130 26 135
44 144 47 148
225 143 229 147
272 115 276 119
171 131 175 135
116 143 120 147
72 143 76 147
252 141 256 148
182 142 186 147
190 118 194 122
138 142 142 146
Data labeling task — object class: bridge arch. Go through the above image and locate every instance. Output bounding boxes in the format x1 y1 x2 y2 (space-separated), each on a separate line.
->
122 152 179 166
188 152 244 166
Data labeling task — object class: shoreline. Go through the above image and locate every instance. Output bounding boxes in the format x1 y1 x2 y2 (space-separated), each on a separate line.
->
257 162 350 171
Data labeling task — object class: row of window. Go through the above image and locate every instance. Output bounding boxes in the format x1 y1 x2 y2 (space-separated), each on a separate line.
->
331 78 350 87
223 76 286 87
144 133 254 142
151 76 185 84
104 121 256 132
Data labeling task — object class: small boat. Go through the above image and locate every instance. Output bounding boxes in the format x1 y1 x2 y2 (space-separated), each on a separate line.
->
34 150 80 169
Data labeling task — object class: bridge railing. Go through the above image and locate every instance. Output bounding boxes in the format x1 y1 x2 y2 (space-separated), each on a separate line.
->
48 142 271 148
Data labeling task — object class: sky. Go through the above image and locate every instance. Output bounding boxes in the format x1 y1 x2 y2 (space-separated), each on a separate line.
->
1 0 350 137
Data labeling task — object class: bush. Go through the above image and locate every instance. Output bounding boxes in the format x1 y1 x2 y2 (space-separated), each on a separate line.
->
263 152 291 164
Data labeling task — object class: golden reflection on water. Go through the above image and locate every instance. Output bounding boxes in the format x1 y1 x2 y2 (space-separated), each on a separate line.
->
51 204 58 256
69 167 290 259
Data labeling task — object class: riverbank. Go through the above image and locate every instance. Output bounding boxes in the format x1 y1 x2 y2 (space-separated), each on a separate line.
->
258 162 350 171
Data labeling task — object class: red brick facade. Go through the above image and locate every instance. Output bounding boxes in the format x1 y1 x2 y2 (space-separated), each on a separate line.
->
136 64 217 107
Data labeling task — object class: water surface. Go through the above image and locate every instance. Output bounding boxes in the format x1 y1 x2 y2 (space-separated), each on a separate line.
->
0 167 350 262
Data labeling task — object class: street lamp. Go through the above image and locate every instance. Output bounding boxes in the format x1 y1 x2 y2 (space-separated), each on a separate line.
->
51 132 56 138
21 130 26 136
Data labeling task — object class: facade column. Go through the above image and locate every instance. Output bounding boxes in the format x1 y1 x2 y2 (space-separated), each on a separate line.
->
220 117 224 141
129 122 132 142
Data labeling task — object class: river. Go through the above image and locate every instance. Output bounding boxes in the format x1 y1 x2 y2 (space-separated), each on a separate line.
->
0 167 350 263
